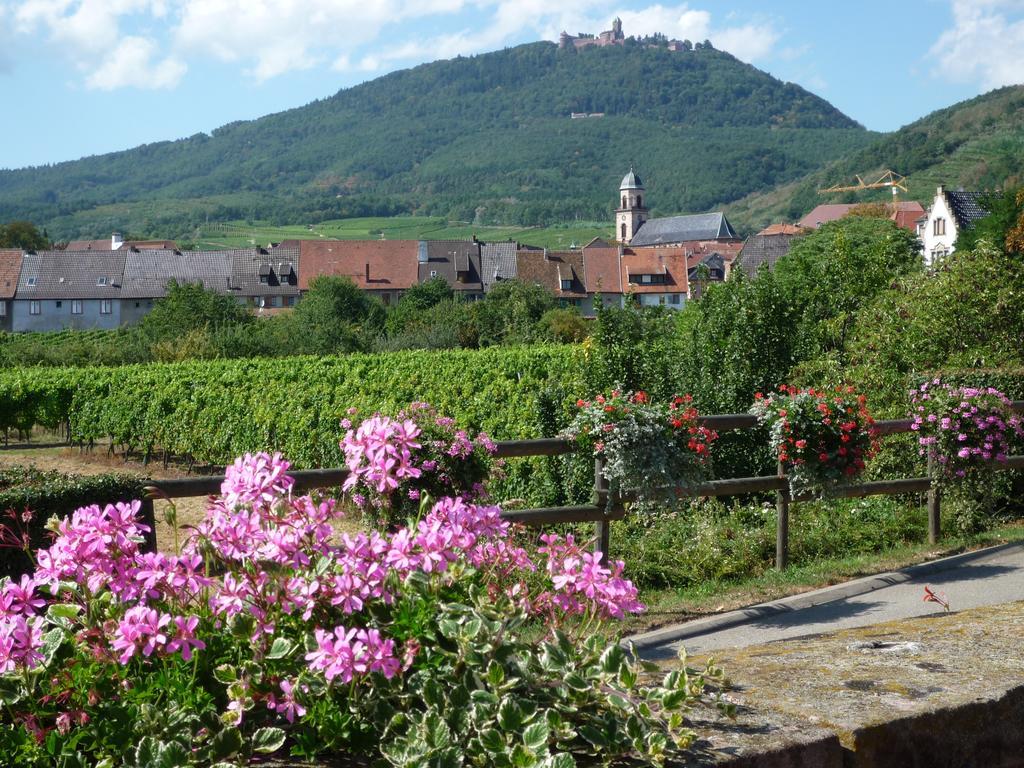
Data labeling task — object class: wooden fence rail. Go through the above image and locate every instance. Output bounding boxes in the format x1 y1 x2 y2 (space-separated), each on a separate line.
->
141 403 1024 569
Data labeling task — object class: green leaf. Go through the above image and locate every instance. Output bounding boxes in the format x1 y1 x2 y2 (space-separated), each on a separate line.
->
486 660 505 688
523 721 550 753
480 728 505 753
212 664 237 684
605 693 632 711
577 725 608 749
266 637 294 660
251 726 286 754
209 727 243 760
599 644 625 675
511 744 534 767
47 603 82 620
134 737 157 766
40 628 65 667
154 741 190 768
563 673 589 692
497 697 524 731
541 754 576 768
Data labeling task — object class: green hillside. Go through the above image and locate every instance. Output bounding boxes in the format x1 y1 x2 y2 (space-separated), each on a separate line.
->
727 85 1024 230
0 40 873 240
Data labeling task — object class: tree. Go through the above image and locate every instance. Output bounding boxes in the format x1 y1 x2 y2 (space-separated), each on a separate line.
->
536 307 591 343
0 221 49 251
291 276 386 354
957 187 1024 254
138 281 252 344
386 277 454 336
472 280 555 346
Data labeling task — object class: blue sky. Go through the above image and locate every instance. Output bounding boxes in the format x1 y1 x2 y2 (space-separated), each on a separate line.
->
2 0 1023 170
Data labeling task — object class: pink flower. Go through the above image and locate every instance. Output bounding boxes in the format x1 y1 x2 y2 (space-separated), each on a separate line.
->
110 606 171 664
268 678 306 723
166 615 206 661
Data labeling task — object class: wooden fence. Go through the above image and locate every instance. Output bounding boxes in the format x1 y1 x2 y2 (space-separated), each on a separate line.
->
142 404 1024 569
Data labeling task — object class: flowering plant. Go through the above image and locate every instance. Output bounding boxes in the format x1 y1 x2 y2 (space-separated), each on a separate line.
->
0 449 729 766
562 390 717 505
750 385 878 497
910 380 1022 480
341 402 499 528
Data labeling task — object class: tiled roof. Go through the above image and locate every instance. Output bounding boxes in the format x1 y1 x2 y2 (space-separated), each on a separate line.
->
298 240 419 291
64 239 113 252
516 250 587 297
421 240 483 292
581 243 622 294
620 248 688 294
630 212 738 247
480 242 518 292
735 233 801 278
798 202 924 231
16 251 127 299
121 249 233 299
944 190 989 231
757 223 807 236
0 249 23 300
229 246 301 298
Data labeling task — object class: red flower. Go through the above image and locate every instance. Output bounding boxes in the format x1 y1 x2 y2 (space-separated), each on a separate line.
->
795 439 807 449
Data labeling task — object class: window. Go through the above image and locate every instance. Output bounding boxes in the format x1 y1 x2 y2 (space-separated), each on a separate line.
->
100 299 112 315
272 296 282 308
0 301 6 317
30 300 41 315
259 275 269 284
560 279 573 291
287 296 297 307
429 270 438 278
933 218 946 236
26 277 36 287
669 294 681 305
636 195 642 208
620 223 627 240
55 300 63 309
72 300 83 315
96 276 107 287
621 196 627 208
135 302 140 308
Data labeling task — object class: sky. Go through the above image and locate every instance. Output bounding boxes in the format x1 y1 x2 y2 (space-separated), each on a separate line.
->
2 0 1024 170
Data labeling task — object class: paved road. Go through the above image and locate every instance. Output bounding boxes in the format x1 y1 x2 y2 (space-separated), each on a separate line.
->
632 542 1024 660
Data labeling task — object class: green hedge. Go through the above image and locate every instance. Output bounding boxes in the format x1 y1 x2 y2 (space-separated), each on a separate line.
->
0 466 148 579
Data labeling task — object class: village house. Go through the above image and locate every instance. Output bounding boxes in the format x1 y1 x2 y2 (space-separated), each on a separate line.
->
65 232 177 251
298 240 418 305
516 248 589 311
419 240 484 300
0 249 23 332
734 223 807 278
13 250 127 332
580 238 625 313
920 185 990 265
797 201 925 233
480 241 518 292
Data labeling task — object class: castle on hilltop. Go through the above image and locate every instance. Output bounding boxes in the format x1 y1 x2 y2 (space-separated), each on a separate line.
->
559 18 625 50
559 19 694 52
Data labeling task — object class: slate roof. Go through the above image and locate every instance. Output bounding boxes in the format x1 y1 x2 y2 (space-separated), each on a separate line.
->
945 190 989 231
121 249 233 299
229 246 301 298
420 240 483 292
620 168 643 190
630 212 738 247
298 240 419 291
735 233 802 278
0 249 23 300
480 242 518 292
16 251 127 299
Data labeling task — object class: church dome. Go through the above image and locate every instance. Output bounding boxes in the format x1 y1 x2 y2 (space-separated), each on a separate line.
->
620 168 643 190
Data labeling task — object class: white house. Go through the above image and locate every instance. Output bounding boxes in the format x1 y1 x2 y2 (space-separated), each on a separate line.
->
921 185 989 266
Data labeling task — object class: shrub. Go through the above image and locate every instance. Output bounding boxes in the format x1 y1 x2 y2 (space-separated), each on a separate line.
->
0 465 147 579
0 452 730 766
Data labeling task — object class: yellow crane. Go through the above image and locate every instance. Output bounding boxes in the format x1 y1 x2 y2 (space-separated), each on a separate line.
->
818 169 908 199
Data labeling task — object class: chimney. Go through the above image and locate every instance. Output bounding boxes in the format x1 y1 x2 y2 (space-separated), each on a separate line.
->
417 241 428 264
111 232 124 250
365 263 370 283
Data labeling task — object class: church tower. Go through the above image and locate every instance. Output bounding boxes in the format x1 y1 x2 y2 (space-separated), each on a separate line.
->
616 167 648 244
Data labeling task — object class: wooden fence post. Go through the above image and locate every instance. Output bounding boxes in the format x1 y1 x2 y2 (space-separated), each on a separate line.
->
776 459 790 570
139 497 158 554
593 456 611 557
927 451 941 544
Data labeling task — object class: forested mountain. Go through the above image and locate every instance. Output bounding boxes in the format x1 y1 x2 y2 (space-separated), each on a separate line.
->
0 40 873 239
727 85 1024 230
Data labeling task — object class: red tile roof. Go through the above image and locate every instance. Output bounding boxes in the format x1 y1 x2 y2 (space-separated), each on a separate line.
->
798 202 925 232
516 250 588 297
620 248 689 294
298 240 419 291
0 249 23 299
581 243 623 294
757 223 808 236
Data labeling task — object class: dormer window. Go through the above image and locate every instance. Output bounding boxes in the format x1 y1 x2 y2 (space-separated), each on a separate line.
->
97 276 107 287
560 278 573 291
26 277 36 287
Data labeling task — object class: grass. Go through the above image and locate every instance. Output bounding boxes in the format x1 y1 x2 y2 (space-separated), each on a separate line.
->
194 217 613 251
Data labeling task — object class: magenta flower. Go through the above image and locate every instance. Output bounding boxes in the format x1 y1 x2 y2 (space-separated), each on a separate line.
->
166 615 206 661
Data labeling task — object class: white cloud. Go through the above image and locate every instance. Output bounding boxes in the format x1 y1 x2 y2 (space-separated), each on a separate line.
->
85 35 185 89
930 0 1024 89
7 0 781 88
